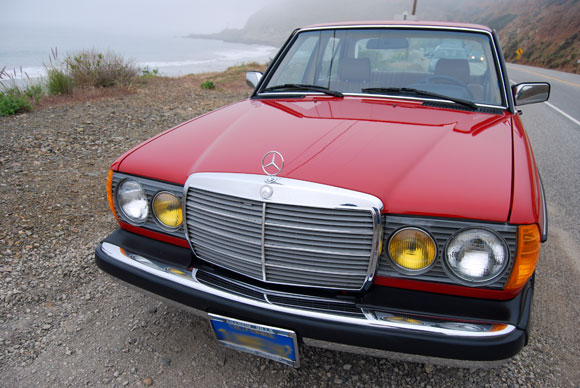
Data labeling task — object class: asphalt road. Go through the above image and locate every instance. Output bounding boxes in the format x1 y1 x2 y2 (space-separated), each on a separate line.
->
506 64 580 272
508 63 580 124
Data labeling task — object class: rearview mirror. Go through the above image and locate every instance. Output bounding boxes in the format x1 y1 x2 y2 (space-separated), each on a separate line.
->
366 38 409 50
246 71 263 89
512 82 550 106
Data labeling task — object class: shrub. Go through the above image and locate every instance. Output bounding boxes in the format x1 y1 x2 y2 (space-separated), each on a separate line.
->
141 66 159 77
46 68 74 95
24 84 44 103
201 80 216 89
0 67 41 116
64 49 139 88
0 89 32 117
140 66 160 82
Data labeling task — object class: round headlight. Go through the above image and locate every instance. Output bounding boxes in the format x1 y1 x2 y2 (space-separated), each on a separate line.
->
388 228 437 272
445 229 508 283
117 180 148 224
152 192 182 230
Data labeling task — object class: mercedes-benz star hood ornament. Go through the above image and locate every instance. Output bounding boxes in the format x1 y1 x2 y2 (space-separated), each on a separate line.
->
261 151 284 183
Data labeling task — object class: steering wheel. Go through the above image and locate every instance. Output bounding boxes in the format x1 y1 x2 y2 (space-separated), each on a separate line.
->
424 75 467 87
423 75 473 99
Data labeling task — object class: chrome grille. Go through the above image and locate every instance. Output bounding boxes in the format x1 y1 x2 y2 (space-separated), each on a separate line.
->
184 173 383 290
186 188 263 279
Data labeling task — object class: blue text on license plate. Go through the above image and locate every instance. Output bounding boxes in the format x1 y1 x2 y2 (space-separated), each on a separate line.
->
208 314 299 367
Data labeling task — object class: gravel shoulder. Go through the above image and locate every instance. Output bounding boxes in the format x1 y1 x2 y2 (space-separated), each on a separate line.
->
1 76 579 388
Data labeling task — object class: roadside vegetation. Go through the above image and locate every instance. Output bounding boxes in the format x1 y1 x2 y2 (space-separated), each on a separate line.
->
200 80 216 89
140 66 159 80
1 58 265 118
1 48 148 117
62 49 139 88
0 87 32 117
0 68 41 117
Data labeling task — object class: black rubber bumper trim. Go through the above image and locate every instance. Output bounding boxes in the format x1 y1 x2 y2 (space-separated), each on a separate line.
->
103 228 193 268
95 240 528 362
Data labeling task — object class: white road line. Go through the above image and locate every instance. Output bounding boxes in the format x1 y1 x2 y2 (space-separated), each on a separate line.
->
510 80 580 127
544 102 580 127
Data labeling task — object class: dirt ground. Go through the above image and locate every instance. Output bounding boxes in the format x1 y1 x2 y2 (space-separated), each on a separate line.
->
1 72 579 387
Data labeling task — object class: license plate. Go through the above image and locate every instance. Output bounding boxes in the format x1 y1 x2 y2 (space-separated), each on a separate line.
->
208 314 299 367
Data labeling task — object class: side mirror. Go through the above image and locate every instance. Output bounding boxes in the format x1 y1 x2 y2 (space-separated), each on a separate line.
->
512 82 550 106
246 71 263 89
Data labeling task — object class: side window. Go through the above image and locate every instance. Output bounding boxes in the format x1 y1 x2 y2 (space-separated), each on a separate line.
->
268 33 320 85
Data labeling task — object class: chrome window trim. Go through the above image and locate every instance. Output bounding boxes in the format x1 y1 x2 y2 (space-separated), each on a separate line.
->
183 173 383 290
101 241 516 338
297 24 495 33
260 24 509 109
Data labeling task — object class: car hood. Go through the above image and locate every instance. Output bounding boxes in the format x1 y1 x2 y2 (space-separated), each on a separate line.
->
118 97 513 221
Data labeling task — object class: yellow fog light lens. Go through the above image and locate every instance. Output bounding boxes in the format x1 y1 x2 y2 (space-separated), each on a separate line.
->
388 228 437 271
152 192 182 230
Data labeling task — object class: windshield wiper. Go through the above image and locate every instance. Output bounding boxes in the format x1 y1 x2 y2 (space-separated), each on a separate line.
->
361 87 478 110
261 83 343 98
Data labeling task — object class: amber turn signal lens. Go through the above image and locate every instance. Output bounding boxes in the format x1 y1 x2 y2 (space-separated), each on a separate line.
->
505 224 541 291
152 192 182 230
389 228 436 271
106 170 119 222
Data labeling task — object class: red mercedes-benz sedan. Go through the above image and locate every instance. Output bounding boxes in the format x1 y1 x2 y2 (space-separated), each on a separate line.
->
96 21 550 367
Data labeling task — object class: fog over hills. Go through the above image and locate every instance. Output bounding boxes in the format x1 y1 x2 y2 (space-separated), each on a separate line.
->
190 0 579 72
189 0 473 46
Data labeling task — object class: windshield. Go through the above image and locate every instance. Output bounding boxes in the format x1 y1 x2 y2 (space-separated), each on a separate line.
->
263 28 505 106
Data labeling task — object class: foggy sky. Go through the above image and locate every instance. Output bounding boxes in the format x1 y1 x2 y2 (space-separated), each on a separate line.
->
0 0 282 37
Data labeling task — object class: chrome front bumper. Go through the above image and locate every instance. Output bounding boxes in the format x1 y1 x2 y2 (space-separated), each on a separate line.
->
96 234 529 367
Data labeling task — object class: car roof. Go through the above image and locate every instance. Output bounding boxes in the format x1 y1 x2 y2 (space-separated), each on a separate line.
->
300 20 493 33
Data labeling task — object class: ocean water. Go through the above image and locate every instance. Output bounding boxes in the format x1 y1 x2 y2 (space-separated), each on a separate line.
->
0 27 278 80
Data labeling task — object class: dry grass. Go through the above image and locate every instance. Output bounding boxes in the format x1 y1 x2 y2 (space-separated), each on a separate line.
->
36 86 136 109
183 62 268 92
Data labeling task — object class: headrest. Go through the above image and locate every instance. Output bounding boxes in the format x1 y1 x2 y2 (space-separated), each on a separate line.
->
434 58 470 84
340 58 371 82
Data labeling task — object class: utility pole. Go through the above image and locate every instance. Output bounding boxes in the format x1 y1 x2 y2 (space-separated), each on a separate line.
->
412 0 418 15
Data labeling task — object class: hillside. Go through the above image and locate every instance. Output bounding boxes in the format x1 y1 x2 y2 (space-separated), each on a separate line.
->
190 0 579 73
458 0 580 72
